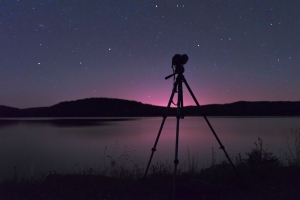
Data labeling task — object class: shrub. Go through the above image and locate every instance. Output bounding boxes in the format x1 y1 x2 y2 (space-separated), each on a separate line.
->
244 137 279 167
284 128 300 166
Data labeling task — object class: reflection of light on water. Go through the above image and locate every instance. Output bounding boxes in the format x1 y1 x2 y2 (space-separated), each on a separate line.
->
0 117 298 180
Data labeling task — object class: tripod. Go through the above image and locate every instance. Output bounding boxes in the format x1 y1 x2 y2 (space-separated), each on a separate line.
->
143 55 237 198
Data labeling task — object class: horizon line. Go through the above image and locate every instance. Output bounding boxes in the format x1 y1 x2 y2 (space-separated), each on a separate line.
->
1 97 300 110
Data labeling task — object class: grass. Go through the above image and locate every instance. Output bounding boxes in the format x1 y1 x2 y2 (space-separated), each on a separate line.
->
1 129 300 199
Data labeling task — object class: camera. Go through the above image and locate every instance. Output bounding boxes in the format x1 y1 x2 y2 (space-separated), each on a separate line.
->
172 54 189 66
165 54 189 80
172 54 188 74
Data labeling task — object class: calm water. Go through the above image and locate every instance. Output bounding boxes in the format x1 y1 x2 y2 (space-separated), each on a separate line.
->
0 117 299 180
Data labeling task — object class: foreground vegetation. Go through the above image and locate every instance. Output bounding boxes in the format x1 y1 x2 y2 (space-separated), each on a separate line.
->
1 129 300 200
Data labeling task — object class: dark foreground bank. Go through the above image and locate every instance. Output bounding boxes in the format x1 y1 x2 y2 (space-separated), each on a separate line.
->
1 164 300 200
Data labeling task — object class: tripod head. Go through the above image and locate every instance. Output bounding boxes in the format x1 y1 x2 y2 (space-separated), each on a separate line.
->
165 54 189 80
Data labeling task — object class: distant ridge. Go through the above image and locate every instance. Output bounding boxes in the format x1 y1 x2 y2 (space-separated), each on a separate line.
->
0 98 300 117
184 101 300 116
0 98 167 118
0 105 21 117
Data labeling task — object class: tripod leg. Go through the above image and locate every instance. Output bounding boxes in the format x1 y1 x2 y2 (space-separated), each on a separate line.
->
173 79 182 200
173 115 180 199
179 80 184 119
174 79 182 175
144 81 179 178
182 78 238 174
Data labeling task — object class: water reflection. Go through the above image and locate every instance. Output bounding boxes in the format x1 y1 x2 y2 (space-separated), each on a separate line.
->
0 118 137 128
0 117 299 181
0 120 20 127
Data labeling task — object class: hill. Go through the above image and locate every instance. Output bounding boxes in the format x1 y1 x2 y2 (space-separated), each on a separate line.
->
184 101 300 116
0 98 168 118
0 105 21 117
0 98 300 117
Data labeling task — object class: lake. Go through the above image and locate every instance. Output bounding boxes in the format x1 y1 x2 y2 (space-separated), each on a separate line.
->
0 117 299 181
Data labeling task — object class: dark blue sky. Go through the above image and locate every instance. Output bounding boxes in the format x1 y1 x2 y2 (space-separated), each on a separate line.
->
1 0 300 108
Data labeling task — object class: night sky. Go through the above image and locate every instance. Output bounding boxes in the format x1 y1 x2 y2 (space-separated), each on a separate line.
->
1 0 300 109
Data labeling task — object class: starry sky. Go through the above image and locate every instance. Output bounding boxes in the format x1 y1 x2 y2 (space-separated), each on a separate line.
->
1 0 300 109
